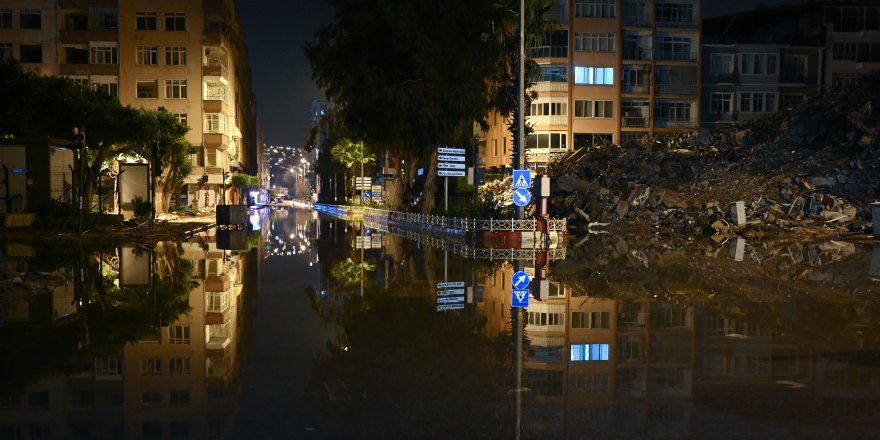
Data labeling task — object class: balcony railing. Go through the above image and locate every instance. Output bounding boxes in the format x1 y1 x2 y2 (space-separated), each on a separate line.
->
622 47 652 61
622 14 650 26
654 118 696 128
621 83 649 94
656 18 697 28
655 84 696 95
655 51 697 62
526 115 568 126
622 117 648 127
531 81 568 92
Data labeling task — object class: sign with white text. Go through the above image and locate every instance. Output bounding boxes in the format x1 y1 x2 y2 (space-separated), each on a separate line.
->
438 147 466 155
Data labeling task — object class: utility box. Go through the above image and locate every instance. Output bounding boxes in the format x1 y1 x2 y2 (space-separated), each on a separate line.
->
216 204 247 225
216 229 248 250
534 175 551 198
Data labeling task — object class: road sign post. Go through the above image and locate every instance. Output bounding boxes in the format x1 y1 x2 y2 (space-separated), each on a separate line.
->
437 147 467 211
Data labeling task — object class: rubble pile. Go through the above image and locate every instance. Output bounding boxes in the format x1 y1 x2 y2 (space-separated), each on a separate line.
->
549 72 880 239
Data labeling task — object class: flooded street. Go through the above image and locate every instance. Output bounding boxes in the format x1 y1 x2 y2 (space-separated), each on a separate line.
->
1 206 878 439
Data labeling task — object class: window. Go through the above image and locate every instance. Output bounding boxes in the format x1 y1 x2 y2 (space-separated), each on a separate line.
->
169 324 190 344
19 44 42 63
574 32 614 52
709 53 734 75
0 9 11 29
27 391 50 409
833 42 858 60
20 10 42 29
207 291 228 312
169 358 191 375
535 65 567 82
493 139 498 157
172 113 188 126
165 79 187 99
28 425 50 440
570 374 610 392
205 114 226 133
655 2 695 26
570 343 610 361
136 12 157 30
575 0 615 18
781 54 807 82
710 92 733 114
527 311 562 326
571 311 611 327
529 100 567 116
141 392 162 407
622 1 648 24
654 101 691 121
574 100 613 118
94 9 117 30
140 359 162 376
169 423 190 440
165 12 186 31
0 43 11 61
91 43 117 64
136 45 157 65
574 66 614 85
206 148 218 167
740 53 777 75
0 425 21 439
137 80 158 99
867 7 880 31
92 78 118 98
170 390 190 407
64 47 89 64
96 357 124 377
656 36 693 61
68 76 89 88
824 6 861 32
530 30 568 58
740 92 776 113
526 132 567 150
165 46 187 65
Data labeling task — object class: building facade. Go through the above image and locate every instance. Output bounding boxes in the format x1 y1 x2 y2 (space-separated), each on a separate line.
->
482 0 703 171
0 0 257 211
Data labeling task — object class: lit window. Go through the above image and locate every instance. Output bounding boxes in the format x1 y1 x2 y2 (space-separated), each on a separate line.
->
574 66 614 85
570 343 610 361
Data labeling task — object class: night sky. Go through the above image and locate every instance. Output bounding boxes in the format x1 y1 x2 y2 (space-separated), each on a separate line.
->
234 0 800 147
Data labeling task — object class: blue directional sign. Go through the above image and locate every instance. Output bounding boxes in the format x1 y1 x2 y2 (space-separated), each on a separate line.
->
512 271 531 290
512 188 532 207
512 170 531 189
363 191 371 201
512 289 529 308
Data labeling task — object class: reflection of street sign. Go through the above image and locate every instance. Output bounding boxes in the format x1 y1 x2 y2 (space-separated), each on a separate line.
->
437 288 466 296
512 188 532 207
513 169 531 189
437 296 465 304
512 271 531 290
437 304 465 311
438 147 466 155
437 281 466 289
512 289 529 308
438 170 466 177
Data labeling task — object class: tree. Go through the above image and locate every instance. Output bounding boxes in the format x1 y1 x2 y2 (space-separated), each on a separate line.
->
305 0 503 211
229 173 261 205
331 138 376 202
0 61 192 213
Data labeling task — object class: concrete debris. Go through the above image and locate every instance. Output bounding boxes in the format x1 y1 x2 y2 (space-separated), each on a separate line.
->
549 71 880 239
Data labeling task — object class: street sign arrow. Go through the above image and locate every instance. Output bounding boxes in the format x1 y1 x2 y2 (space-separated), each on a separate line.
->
437 304 465 311
437 288 466 296
512 271 531 290
438 170 466 177
438 162 466 169
512 188 532 207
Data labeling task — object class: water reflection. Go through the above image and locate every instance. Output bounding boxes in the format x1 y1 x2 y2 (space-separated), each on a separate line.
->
1 208 878 439
0 232 255 439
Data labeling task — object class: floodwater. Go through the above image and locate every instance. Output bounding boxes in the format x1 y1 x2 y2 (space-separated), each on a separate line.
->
1 206 878 439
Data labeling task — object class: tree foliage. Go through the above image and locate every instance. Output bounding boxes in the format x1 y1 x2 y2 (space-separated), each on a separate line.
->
0 61 192 212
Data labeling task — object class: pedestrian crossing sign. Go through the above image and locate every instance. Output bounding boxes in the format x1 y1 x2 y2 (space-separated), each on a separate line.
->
512 170 531 189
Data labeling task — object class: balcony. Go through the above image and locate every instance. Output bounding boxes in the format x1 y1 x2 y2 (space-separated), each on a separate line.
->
622 14 650 27
59 29 117 44
654 118 696 128
531 81 568 93
204 133 229 149
621 83 649 94
655 84 696 95
656 17 697 28
527 115 568 126
655 51 697 62
203 64 229 85
59 63 118 76
203 98 229 114
622 117 648 127
203 30 229 51
622 46 652 61
205 274 230 292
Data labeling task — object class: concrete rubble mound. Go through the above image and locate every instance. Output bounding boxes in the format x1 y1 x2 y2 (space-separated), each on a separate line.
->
548 71 880 239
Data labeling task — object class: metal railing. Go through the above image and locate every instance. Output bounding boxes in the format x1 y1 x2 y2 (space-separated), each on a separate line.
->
360 207 566 232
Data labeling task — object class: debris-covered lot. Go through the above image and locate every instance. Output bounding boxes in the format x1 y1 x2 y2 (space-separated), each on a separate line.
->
548 72 880 239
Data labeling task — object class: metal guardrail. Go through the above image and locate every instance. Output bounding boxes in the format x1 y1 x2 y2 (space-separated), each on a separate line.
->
364 219 566 261
361 207 566 233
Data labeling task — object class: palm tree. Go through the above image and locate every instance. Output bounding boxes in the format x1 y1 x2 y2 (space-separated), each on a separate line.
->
330 139 376 204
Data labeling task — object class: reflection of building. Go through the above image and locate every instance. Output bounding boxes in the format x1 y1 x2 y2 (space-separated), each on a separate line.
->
0 0 257 211
0 237 250 438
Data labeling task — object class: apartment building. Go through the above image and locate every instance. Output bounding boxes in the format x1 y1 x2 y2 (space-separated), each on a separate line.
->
481 0 702 171
0 0 257 211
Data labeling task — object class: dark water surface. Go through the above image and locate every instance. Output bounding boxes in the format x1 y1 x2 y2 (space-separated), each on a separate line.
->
1 206 878 439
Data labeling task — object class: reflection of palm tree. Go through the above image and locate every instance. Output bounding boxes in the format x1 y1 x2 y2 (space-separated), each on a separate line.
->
331 257 375 286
